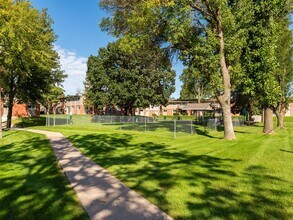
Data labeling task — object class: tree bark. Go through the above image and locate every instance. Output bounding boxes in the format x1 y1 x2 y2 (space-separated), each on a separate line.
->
6 79 15 129
274 104 286 128
276 112 284 128
216 13 236 140
6 97 13 129
263 108 274 134
197 87 201 103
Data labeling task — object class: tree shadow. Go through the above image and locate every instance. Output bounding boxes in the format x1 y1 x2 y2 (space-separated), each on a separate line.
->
66 132 293 219
185 165 292 219
0 132 88 220
65 134 293 219
14 117 46 128
280 149 293 154
103 121 224 139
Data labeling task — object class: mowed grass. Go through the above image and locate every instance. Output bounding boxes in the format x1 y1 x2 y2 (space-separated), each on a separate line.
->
0 130 88 220
16 117 293 219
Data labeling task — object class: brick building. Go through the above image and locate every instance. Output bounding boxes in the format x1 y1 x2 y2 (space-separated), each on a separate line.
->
1 101 40 117
60 95 86 115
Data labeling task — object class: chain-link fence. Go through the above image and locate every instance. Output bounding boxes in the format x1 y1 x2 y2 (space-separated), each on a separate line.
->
45 114 245 138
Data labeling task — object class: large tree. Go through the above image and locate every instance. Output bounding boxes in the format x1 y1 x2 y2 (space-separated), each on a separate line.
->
84 40 175 115
273 17 293 129
239 0 292 133
100 0 253 139
0 0 64 128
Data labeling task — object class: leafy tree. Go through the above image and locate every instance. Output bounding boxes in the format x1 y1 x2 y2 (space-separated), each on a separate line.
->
84 40 175 115
239 0 292 133
42 84 65 114
0 0 65 128
100 0 254 139
273 17 293 128
179 67 212 102
84 55 110 113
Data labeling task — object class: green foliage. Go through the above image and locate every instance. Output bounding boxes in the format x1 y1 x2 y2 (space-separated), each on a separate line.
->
42 84 65 113
0 0 65 127
274 17 293 108
179 67 212 100
84 40 175 113
236 0 292 114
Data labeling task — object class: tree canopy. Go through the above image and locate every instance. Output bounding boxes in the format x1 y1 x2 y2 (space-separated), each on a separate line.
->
100 0 257 139
100 0 292 138
0 0 65 128
84 40 175 115
235 0 292 133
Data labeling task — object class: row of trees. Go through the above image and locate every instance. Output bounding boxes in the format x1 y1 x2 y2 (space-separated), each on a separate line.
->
98 0 292 140
0 0 65 128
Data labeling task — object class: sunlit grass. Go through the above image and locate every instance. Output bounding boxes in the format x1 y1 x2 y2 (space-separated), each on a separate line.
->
0 131 88 220
14 117 293 219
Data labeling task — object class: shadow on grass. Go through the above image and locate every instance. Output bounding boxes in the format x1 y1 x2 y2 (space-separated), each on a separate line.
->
67 133 292 219
280 149 293 154
194 127 222 139
14 117 46 128
0 132 88 220
104 122 224 139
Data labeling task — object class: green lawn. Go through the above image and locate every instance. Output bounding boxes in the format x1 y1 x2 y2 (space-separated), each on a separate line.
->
14 117 293 219
0 130 88 220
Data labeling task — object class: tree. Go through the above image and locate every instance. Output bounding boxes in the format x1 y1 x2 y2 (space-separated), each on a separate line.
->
42 84 65 114
84 40 175 115
273 17 293 128
179 68 212 102
0 0 65 128
100 0 253 139
239 0 292 133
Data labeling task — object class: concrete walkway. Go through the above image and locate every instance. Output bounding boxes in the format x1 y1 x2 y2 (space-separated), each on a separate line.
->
24 129 172 220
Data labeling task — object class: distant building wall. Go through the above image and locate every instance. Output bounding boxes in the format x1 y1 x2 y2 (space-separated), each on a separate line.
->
285 102 293 116
64 95 86 115
1 103 40 117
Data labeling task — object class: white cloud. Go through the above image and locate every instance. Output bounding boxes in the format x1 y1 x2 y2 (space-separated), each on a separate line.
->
54 45 87 95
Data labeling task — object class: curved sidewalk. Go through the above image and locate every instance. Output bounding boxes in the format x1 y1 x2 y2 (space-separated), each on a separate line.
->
25 129 172 220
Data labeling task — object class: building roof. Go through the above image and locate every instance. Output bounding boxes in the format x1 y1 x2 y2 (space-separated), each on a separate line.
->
162 104 179 110
182 102 213 111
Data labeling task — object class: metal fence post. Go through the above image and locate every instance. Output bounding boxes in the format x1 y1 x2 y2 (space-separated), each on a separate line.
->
215 118 217 131
53 111 56 127
46 112 49 126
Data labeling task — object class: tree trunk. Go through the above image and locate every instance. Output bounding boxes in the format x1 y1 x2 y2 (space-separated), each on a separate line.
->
6 99 13 129
216 14 236 140
218 97 236 140
274 104 285 128
197 87 201 103
6 82 15 129
276 112 284 128
263 108 274 134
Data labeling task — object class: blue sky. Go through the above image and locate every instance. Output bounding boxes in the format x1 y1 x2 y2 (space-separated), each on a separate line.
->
30 0 183 98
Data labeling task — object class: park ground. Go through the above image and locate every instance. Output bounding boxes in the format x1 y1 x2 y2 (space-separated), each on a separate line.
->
1 116 292 219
